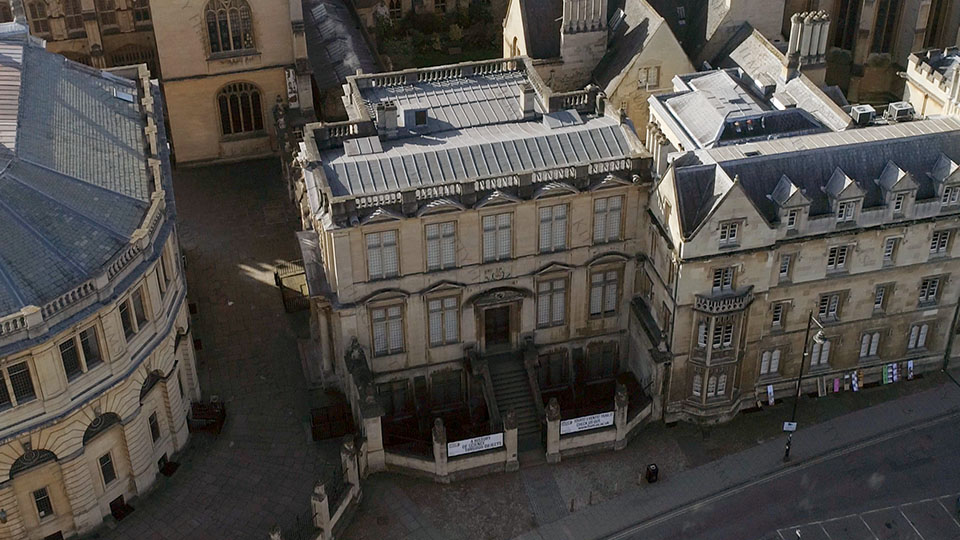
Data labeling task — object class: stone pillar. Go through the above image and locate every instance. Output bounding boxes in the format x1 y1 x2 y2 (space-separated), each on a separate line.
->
503 410 519 472
163 374 189 451
341 437 360 494
545 398 561 464
122 415 158 495
0 481 26 540
432 418 448 480
310 482 332 540
362 415 385 474
60 453 102 531
614 383 630 450
317 307 334 377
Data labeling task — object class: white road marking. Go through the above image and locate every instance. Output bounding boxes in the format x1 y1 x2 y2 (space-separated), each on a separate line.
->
936 497 960 527
858 514 880 540
898 507 925 539
818 523 833 540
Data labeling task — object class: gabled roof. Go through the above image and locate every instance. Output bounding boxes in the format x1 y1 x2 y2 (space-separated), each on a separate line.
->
672 117 960 237
517 0 564 59
303 0 378 90
0 27 154 317
593 0 665 92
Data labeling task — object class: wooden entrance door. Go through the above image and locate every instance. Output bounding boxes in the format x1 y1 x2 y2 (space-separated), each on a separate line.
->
484 305 511 349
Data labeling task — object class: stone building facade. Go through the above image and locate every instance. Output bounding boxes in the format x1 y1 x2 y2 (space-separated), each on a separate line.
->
903 46 960 118
14 0 159 73
646 117 960 423
150 0 314 165
289 57 663 456
0 25 199 540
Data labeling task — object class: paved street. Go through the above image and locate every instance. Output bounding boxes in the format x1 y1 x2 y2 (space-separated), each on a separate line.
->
88 160 340 540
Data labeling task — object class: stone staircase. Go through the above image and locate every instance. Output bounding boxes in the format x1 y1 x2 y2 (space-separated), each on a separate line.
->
487 354 542 451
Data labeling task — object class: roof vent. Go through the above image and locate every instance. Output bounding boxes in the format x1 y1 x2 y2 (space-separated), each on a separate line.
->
849 104 875 126
885 101 914 122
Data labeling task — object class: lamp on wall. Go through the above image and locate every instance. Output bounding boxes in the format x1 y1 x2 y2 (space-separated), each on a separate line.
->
0 508 8 523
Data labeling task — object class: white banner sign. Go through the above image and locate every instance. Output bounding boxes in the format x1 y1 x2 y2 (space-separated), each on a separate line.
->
285 68 300 109
560 411 615 435
447 433 503 457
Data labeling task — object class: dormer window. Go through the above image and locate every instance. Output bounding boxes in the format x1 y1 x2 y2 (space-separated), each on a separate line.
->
718 220 739 247
786 209 798 230
893 193 906 214
837 201 857 222
943 186 960 206
414 110 428 126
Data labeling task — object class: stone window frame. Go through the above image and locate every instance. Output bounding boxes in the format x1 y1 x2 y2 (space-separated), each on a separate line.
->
759 348 781 376
778 253 794 282
26 2 50 36
836 199 858 223
369 301 406 357
98 451 118 487
536 276 567 328
918 275 944 306
892 192 908 215
537 203 568 254
148 412 162 443
424 220 457 271
929 229 952 257
873 283 893 312
0 358 38 411
859 330 882 360
907 322 931 351
33 487 54 520
63 0 86 36
57 323 106 382
717 219 741 248
96 0 119 31
592 194 624 244
365 228 400 281
426 294 460 348
118 285 151 341
817 291 845 322
826 244 850 272
588 266 621 319
882 236 901 266
216 82 265 138
770 300 789 330
711 266 735 293
204 0 257 57
481 211 513 263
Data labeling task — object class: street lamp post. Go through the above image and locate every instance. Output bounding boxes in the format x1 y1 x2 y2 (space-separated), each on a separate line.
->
783 311 824 463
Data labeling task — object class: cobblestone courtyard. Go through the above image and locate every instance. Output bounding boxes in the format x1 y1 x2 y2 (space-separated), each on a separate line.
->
87 160 338 540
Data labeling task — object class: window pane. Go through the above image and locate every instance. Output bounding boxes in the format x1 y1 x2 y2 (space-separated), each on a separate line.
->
429 310 442 346
9 362 35 403
149 412 161 442
0 374 10 409
33 488 53 518
80 327 102 368
119 302 135 339
444 304 458 342
229 94 243 133
132 289 148 326
99 454 117 485
590 282 603 315
218 95 231 134
60 339 82 380
239 92 253 133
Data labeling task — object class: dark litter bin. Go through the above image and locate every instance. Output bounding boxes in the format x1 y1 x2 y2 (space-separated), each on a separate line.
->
645 464 659 483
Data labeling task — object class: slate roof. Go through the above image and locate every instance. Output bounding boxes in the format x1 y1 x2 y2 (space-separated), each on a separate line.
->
646 0 708 58
517 0 563 59
673 117 960 237
303 0 378 90
0 28 152 318
321 115 632 196
593 0 664 93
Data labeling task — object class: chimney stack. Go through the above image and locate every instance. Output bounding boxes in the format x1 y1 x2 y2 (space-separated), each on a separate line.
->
376 101 398 139
519 83 537 118
783 11 830 84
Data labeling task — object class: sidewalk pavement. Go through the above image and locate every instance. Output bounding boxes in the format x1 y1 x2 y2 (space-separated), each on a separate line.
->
343 371 960 540
513 373 960 540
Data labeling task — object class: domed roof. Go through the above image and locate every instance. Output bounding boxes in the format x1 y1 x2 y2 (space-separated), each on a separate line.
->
0 27 154 319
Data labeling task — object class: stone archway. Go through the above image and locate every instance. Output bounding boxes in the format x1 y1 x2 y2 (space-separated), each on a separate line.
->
82 413 121 446
9 448 57 480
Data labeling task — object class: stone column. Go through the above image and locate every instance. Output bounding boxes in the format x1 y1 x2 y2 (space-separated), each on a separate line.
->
122 415 158 495
362 415 385 474
163 374 189 451
503 410 519 472
341 437 360 495
0 481 26 540
60 453 102 531
545 398 561 464
614 383 630 450
432 418 448 480
310 482 331 540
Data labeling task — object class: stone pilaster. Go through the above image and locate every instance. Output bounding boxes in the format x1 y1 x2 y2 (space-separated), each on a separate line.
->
163 373 189 451
0 481 26 540
122 415 157 495
432 418 448 480
60 454 101 531
545 398 561 464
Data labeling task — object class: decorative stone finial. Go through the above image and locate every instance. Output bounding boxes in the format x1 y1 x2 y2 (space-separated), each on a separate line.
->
615 383 628 408
503 409 518 431
546 398 561 421
432 418 446 444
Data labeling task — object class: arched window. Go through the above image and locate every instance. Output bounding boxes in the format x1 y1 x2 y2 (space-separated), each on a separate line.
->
205 0 255 54
82 413 121 445
716 374 727 395
27 2 50 35
706 375 717 397
63 0 85 33
691 373 702 397
389 0 402 19
10 448 57 479
217 83 264 136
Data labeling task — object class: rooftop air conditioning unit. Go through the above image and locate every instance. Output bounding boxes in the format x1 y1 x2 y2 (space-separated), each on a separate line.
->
886 101 915 122
849 104 875 126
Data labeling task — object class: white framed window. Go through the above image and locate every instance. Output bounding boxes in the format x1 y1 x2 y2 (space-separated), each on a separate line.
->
706 375 717 397
771 302 786 328
837 200 857 222
818 293 841 320
712 267 734 292
874 285 888 310
482 213 512 262
919 277 941 304
157 250 172 296
778 255 792 279
719 221 739 247
537 279 566 328
859 332 880 358
908 323 929 350
716 373 727 395
427 297 459 347
893 193 906 213
930 230 951 255
593 196 623 243
712 319 734 349
118 286 149 340
99 452 117 485
425 222 456 271
589 270 619 317
942 186 960 205
697 320 707 348
786 209 799 229
366 230 399 280
0 362 36 410
33 487 53 519
371 305 404 356
692 373 702 397
58 326 104 381
538 205 568 253
810 339 831 367
883 237 899 263
826 245 848 271
638 65 661 89
760 349 781 375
